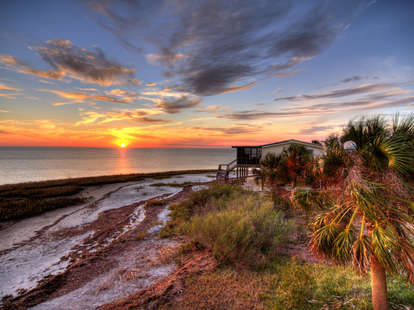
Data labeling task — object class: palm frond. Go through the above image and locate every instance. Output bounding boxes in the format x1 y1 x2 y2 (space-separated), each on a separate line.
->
352 236 372 274
371 224 399 272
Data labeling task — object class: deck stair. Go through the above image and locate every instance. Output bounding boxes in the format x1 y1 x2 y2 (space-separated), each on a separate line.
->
216 159 237 182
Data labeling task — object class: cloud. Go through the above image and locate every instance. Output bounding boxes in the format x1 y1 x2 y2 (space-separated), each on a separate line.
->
0 83 20 91
0 82 22 99
342 75 362 83
0 110 9 113
218 110 305 120
90 0 370 96
0 40 141 86
274 83 395 101
285 89 413 112
146 53 187 66
40 89 131 105
76 109 167 126
156 96 202 114
196 105 220 113
216 81 257 94
192 125 260 135
146 82 157 87
298 125 336 135
274 70 302 77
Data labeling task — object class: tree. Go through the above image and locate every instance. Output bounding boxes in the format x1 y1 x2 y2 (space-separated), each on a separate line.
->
282 143 312 187
321 135 348 185
310 115 414 310
260 152 283 190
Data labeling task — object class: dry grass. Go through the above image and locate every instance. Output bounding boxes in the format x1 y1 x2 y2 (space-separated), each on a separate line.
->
159 257 414 310
160 268 269 310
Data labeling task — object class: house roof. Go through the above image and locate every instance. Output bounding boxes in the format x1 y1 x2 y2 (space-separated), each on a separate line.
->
232 139 324 149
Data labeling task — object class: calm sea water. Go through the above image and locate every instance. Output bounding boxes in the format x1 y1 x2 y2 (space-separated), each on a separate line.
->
0 147 235 185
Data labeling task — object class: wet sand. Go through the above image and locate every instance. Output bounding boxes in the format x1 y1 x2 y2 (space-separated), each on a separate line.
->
0 173 215 309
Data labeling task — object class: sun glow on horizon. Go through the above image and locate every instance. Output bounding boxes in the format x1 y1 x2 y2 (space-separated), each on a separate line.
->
120 142 126 148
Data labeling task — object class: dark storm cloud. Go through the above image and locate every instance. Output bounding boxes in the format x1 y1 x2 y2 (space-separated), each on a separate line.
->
156 96 202 114
342 76 362 83
0 40 141 86
89 0 370 96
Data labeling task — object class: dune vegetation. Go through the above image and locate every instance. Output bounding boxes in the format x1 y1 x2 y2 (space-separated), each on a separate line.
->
160 114 414 310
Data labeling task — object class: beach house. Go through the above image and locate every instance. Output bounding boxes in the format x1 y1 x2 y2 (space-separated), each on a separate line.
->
217 139 325 181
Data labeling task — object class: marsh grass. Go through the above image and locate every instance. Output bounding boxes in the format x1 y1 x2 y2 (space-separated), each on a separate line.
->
0 169 214 221
149 181 204 187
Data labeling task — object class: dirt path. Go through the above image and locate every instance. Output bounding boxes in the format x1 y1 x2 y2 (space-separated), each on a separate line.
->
0 173 214 310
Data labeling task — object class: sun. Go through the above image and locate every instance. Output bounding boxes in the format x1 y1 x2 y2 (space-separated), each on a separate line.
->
120 142 126 148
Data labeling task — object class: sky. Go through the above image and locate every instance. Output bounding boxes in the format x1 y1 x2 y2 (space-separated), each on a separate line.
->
0 0 413 148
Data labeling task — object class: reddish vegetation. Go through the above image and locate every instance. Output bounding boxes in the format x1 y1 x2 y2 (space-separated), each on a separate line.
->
1 188 194 310
98 250 216 310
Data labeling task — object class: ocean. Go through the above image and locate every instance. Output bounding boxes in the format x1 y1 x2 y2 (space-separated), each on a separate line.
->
0 147 235 185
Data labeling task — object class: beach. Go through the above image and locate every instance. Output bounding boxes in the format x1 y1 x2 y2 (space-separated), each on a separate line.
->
0 171 216 309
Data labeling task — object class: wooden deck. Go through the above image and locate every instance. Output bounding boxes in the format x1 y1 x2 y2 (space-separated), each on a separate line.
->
216 158 262 188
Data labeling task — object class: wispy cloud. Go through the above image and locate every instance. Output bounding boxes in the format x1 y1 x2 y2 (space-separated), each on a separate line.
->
298 125 337 135
342 75 362 83
75 109 167 126
156 96 202 114
0 82 22 99
192 125 261 135
0 39 141 87
274 83 396 101
90 0 371 96
39 89 131 105
196 105 220 113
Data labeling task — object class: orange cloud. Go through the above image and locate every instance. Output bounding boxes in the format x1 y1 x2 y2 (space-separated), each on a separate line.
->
0 40 142 87
40 89 131 105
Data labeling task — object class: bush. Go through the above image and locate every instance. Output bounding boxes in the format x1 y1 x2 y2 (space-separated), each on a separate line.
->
159 183 246 237
292 188 333 215
165 184 292 266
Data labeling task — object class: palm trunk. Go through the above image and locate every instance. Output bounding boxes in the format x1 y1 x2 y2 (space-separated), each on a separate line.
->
370 254 388 310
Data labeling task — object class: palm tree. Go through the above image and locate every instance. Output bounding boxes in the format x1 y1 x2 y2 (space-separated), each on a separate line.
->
283 143 312 187
260 152 283 190
310 114 414 310
321 135 348 186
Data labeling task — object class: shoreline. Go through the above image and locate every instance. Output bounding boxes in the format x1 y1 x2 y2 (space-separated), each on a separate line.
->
0 169 216 188
1 172 216 308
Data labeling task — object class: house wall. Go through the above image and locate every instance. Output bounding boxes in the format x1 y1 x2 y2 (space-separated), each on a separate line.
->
261 143 325 158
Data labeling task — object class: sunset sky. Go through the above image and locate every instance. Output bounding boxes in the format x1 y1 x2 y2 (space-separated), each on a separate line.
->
0 0 413 148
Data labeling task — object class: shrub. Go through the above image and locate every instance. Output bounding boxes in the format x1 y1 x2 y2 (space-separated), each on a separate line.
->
159 183 246 237
292 188 333 215
160 184 292 266
182 192 292 266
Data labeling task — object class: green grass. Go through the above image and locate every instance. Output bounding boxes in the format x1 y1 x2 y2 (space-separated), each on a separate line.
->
160 183 292 266
0 169 214 222
161 257 414 310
